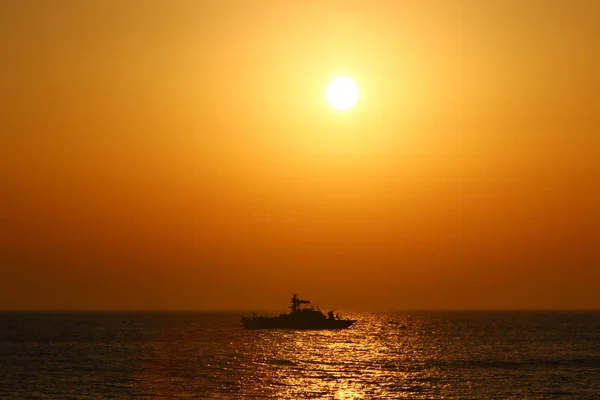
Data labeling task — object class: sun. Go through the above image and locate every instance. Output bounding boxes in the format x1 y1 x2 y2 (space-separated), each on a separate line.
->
326 76 359 111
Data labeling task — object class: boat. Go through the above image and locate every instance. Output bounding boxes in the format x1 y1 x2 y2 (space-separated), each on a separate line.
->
241 294 356 330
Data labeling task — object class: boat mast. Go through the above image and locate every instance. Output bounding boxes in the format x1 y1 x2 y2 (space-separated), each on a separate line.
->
290 294 310 313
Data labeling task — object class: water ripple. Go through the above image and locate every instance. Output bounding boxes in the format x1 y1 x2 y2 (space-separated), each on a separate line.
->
1 311 600 399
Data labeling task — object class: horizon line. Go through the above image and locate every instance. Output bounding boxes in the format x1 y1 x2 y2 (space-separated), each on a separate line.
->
2 308 600 312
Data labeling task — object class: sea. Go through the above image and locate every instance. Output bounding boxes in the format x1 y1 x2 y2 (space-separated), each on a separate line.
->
1 311 599 399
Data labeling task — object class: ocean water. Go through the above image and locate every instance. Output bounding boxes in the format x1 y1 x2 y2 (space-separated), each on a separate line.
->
1 311 599 399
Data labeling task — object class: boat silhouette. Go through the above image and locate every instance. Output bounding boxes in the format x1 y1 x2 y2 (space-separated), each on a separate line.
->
241 294 356 330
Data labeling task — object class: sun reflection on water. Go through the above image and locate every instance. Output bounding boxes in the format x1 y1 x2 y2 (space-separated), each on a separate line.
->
230 312 425 399
3 311 596 398
129 311 472 398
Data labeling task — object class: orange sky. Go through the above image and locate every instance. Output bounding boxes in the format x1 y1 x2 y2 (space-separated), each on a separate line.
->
1 1 599 310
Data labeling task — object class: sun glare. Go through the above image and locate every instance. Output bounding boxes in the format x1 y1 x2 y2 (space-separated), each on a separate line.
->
326 76 359 111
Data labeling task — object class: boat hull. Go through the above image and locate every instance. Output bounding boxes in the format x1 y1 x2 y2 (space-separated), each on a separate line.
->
241 294 357 330
241 317 356 330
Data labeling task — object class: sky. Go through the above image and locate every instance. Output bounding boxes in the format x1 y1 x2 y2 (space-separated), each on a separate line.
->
1 1 599 310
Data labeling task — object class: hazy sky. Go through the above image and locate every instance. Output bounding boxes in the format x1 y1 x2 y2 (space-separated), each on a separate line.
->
2 1 599 310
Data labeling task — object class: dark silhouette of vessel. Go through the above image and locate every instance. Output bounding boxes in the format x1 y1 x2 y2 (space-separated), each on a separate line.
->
241 294 356 329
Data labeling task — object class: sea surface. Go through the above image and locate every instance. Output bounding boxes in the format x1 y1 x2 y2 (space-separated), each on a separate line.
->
1 310 599 399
